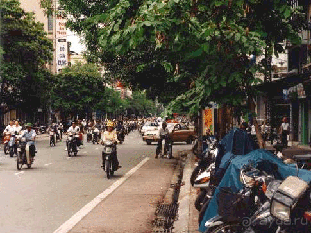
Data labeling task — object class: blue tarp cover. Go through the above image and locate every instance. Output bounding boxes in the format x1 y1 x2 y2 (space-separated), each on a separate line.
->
199 149 311 232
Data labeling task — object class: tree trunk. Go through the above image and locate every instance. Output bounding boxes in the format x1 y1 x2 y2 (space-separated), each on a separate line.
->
253 118 265 149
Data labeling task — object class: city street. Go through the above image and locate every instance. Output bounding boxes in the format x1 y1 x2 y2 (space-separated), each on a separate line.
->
0 131 191 233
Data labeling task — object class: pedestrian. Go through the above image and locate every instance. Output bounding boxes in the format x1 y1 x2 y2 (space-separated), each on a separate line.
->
280 117 289 148
261 120 270 142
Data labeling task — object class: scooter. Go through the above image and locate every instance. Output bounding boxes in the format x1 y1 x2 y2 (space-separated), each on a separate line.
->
3 132 11 155
8 132 17 157
102 140 117 179
16 135 36 170
50 129 56 147
67 132 79 157
87 128 92 142
92 128 99 144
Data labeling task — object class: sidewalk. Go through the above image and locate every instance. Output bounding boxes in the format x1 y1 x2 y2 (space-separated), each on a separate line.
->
62 154 179 233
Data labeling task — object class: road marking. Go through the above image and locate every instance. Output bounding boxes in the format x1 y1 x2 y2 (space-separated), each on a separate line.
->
14 171 24 176
44 163 53 166
53 157 150 233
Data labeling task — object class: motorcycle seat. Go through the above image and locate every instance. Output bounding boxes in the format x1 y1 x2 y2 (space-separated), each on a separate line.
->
293 154 311 161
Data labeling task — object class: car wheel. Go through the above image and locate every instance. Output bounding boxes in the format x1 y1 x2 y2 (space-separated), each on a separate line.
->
186 137 192 144
146 140 152 145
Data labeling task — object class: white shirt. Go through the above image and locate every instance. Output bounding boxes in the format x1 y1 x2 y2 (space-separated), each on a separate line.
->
281 123 289 131
67 126 80 134
4 125 15 134
22 129 37 141
251 125 256 135
13 125 22 134
158 127 170 138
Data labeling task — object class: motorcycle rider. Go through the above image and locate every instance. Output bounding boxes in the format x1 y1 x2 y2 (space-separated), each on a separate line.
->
13 121 22 134
3 121 15 134
101 121 121 169
66 122 81 150
156 121 170 159
21 123 37 157
116 120 125 141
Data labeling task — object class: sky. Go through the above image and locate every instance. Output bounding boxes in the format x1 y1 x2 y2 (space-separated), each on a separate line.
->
67 30 86 54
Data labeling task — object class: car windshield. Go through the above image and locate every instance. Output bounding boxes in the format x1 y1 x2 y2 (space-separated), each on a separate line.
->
144 122 158 127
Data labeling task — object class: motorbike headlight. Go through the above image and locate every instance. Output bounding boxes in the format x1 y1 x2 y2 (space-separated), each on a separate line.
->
271 200 291 221
271 176 309 222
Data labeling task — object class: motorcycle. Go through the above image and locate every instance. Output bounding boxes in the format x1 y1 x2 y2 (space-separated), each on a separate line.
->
191 136 219 186
87 128 92 142
204 162 278 233
270 175 311 233
116 129 125 144
155 134 172 159
39 125 47 134
67 132 79 157
8 132 17 157
102 140 117 179
16 135 36 170
3 132 11 155
56 128 61 142
92 128 99 144
50 129 56 147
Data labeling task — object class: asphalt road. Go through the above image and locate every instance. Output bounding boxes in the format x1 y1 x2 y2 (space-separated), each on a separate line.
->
0 131 191 233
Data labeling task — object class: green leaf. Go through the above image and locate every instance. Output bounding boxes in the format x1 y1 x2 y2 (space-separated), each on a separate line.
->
235 33 241 41
284 8 291 18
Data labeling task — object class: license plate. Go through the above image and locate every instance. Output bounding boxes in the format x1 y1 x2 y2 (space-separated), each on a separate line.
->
105 147 112 153
17 148 21 152
50 132 54 136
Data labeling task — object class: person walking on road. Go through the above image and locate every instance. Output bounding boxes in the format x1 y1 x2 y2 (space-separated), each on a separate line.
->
156 121 170 159
280 117 290 148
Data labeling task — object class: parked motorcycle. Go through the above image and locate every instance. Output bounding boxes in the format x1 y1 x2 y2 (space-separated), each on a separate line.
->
191 136 219 186
3 132 11 155
67 132 79 157
204 162 278 233
270 175 311 233
102 140 117 179
16 135 36 170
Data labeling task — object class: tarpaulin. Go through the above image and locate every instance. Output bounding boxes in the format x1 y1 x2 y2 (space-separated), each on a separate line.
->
199 149 311 232
214 128 259 183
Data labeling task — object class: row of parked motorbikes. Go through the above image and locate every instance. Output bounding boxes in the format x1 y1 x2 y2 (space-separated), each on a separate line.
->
191 128 311 233
3 131 36 170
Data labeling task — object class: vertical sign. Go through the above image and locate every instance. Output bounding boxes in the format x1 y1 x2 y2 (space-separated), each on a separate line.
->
202 108 214 135
55 11 67 73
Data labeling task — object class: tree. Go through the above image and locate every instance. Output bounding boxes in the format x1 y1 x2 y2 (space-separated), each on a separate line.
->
52 62 105 118
126 90 157 117
50 0 305 145
50 0 304 108
0 0 53 116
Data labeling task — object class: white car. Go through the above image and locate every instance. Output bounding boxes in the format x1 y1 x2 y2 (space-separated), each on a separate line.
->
140 122 159 135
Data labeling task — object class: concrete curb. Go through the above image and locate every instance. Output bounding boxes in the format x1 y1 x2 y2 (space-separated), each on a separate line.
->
173 154 193 233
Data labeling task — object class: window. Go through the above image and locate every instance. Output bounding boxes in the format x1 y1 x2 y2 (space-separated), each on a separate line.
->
48 15 53 32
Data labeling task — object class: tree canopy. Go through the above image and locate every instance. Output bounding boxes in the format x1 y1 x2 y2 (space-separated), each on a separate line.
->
0 0 53 113
52 62 104 117
44 0 305 114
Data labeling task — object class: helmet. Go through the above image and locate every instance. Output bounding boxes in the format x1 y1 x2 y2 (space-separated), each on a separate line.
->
25 123 32 127
106 121 114 127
